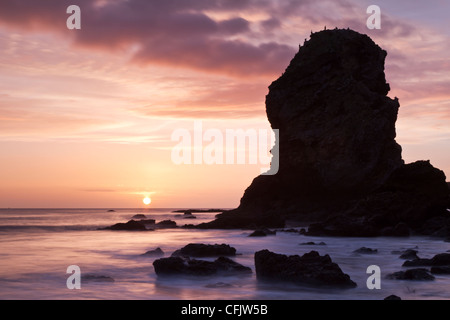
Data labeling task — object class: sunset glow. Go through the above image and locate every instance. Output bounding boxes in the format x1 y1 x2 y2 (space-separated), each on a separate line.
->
0 0 448 208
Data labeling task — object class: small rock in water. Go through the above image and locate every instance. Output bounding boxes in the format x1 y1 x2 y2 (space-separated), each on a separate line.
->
248 229 276 237
387 268 435 281
384 295 401 300
399 249 419 260
132 214 147 219
300 242 326 246
156 220 177 228
142 247 164 257
102 220 148 231
353 247 378 254
82 274 115 283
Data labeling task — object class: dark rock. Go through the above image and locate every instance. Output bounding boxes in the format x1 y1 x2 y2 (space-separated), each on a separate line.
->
248 229 276 237
132 214 147 219
142 247 164 257
103 219 147 231
300 242 326 246
171 243 236 257
254 250 356 288
81 274 115 282
156 220 177 228
196 29 450 238
430 266 450 274
153 256 251 276
399 249 419 260
204 282 234 288
183 215 197 219
249 230 267 237
353 247 378 254
403 253 450 267
387 268 435 281
384 295 401 300
107 210 115 212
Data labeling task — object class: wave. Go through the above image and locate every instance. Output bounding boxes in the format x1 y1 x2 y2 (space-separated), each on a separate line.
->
0 225 102 232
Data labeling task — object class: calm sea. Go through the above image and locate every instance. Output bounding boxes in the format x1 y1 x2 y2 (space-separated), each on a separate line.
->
0 208 449 300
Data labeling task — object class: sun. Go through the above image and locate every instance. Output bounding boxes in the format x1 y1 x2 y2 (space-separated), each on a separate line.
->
143 197 151 205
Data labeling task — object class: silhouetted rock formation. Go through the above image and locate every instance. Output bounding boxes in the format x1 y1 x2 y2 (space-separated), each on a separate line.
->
153 256 251 276
155 220 177 228
387 268 435 281
353 247 378 254
402 253 450 267
199 29 450 237
254 250 356 288
171 243 236 257
142 247 164 257
102 219 148 231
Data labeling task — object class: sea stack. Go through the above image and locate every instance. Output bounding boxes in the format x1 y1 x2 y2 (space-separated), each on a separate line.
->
200 29 450 237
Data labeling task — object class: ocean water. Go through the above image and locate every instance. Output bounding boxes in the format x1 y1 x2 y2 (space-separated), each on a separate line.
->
0 208 449 300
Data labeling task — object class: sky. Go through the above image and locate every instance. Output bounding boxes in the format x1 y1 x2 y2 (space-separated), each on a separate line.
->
0 0 449 208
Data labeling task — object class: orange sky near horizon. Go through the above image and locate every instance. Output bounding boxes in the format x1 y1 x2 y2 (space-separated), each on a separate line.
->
0 0 449 208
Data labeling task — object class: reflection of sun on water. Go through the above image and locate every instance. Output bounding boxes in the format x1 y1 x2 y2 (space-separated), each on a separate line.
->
143 197 151 205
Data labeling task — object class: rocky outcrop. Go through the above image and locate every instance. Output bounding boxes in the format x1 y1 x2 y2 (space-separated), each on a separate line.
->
254 250 356 288
171 244 236 257
81 274 115 282
155 220 177 228
153 256 251 276
102 219 148 231
353 247 378 254
300 242 326 246
387 269 435 281
403 253 450 267
198 28 450 237
248 229 276 237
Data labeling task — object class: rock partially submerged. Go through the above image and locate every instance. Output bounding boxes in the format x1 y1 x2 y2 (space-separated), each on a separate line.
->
153 256 251 276
384 295 402 300
403 253 450 267
300 242 326 246
387 269 435 281
102 219 148 231
353 247 378 254
156 220 177 228
254 250 356 288
248 229 276 237
398 249 419 260
81 274 115 283
142 247 164 257
430 266 450 274
171 244 236 257
132 214 147 219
